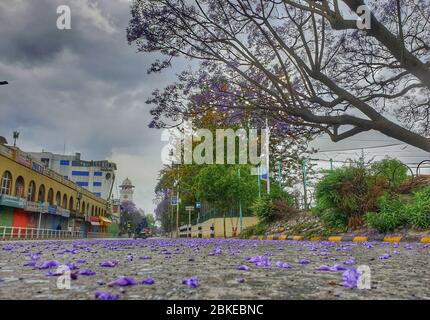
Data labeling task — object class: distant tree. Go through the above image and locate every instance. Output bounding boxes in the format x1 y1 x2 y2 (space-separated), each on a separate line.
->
128 0 430 151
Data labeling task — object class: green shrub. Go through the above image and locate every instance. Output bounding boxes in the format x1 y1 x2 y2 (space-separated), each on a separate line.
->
318 209 348 232
250 191 294 223
314 166 386 229
370 158 408 188
365 195 408 232
408 187 430 229
239 223 267 238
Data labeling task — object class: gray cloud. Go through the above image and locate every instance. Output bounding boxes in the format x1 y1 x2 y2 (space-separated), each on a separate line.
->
0 0 183 212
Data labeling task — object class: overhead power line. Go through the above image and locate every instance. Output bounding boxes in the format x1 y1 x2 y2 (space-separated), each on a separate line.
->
316 143 405 153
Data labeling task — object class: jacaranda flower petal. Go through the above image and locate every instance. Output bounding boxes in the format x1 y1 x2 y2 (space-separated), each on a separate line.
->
95 292 120 300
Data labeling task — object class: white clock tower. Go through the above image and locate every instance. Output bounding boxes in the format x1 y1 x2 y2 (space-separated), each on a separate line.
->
119 178 135 203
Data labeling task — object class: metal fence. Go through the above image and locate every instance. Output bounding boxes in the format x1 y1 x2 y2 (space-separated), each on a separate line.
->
0 226 81 240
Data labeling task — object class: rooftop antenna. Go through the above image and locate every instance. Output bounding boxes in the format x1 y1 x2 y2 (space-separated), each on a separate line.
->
13 131 19 147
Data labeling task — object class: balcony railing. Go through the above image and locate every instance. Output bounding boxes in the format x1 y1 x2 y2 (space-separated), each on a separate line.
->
0 226 81 240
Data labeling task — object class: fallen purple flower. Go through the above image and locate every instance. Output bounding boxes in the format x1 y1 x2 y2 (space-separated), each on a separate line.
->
299 259 311 265
66 262 79 270
23 261 37 267
78 269 96 276
46 270 64 277
108 277 137 287
236 265 250 271
379 254 391 260
341 268 361 289
99 259 119 267
182 276 199 288
76 259 87 264
38 260 60 269
142 278 155 285
139 256 151 260
95 292 119 301
275 261 291 269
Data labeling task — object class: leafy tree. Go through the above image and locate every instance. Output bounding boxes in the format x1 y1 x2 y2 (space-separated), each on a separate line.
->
128 0 430 151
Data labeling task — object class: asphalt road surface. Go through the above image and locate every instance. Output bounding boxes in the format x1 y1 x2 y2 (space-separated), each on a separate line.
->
0 238 428 300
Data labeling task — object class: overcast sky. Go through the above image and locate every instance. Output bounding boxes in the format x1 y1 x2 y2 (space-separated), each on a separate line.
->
0 0 189 214
1 0 429 214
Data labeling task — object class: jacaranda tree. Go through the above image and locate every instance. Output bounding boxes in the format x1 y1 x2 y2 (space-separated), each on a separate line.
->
128 0 430 151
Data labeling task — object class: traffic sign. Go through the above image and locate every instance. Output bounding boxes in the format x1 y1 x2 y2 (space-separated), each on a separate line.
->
185 206 194 211
195 201 201 209
171 197 178 205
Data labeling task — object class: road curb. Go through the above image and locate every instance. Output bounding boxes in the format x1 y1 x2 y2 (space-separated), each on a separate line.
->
249 235 430 243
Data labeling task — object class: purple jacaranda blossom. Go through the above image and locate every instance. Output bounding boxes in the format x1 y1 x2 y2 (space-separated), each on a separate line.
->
46 270 64 277
209 247 222 256
237 278 245 283
76 259 87 264
66 263 79 270
405 245 413 250
0 278 4 283
23 261 37 267
275 261 291 269
99 259 119 267
139 256 151 260
142 278 155 285
108 277 138 287
393 250 400 255
95 292 120 301
379 254 391 260
2 245 14 251
236 265 250 271
38 260 60 269
78 269 96 276
30 253 42 261
341 268 361 289
182 276 199 288
343 259 355 265
127 254 133 261
229 253 237 257
366 244 374 249
299 259 311 265
316 265 347 272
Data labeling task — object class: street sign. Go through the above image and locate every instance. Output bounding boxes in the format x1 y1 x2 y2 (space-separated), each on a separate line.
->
171 196 178 205
185 206 194 211
195 201 201 209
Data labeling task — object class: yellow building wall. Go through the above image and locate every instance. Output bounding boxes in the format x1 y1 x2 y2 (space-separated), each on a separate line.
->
0 149 108 217
189 216 259 238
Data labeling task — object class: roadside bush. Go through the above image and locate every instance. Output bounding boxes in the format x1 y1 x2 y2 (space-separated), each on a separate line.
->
250 191 295 223
365 195 408 233
318 209 348 233
408 186 430 229
370 158 408 188
239 223 267 238
314 166 386 229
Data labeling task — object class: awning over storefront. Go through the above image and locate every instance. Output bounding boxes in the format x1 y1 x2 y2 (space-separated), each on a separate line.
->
90 216 100 226
99 216 112 226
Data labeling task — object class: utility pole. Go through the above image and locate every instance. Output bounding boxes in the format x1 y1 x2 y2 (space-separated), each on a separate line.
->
265 117 270 194
302 159 308 210
176 167 180 238
238 168 243 233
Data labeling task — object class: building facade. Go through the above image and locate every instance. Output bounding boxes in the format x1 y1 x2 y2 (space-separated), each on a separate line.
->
0 144 113 237
28 151 116 200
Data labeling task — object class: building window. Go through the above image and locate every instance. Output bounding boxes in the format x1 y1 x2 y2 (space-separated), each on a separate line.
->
27 181 36 202
0 171 12 195
94 172 103 177
60 160 70 166
93 182 102 187
94 192 102 198
15 176 25 198
76 182 89 187
64 176 69 180
72 171 89 176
